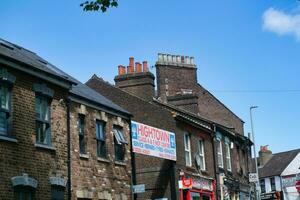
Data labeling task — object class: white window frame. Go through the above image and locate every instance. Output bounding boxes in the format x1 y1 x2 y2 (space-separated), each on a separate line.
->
184 133 192 167
198 139 206 170
217 139 223 168
225 142 232 171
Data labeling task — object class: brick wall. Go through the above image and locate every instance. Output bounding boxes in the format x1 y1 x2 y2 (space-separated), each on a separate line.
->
0 67 69 200
70 101 132 200
86 75 216 200
156 63 244 135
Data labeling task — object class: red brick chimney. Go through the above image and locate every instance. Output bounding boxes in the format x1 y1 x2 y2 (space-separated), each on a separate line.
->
114 57 155 101
258 145 272 166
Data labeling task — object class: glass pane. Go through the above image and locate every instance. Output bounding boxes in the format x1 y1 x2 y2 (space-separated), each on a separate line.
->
78 115 85 136
35 96 42 119
79 134 85 154
114 138 124 161
190 192 200 200
199 140 203 154
0 111 7 134
96 121 104 140
184 134 190 150
52 187 64 200
199 155 204 170
113 128 122 144
0 86 10 110
97 140 106 158
36 121 50 145
185 151 191 166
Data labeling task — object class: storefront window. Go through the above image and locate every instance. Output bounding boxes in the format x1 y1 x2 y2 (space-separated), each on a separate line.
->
190 192 200 200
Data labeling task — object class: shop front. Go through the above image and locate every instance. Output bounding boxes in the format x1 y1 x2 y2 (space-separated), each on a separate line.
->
260 191 283 200
179 176 215 200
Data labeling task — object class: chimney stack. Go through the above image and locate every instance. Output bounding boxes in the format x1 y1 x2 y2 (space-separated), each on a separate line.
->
155 53 197 102
258 145 272 166
115 57 155 101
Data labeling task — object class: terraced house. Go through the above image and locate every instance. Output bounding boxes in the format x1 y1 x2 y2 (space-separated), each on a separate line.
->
0 39 74 199
0 39 132 200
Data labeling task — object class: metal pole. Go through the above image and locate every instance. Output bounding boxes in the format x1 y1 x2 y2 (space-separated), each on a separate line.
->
250 106 260 200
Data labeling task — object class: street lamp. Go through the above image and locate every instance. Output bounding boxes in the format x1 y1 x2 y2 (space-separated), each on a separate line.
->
250 106 260 200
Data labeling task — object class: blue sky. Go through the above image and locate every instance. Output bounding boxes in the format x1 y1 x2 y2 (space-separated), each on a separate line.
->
1 0 299 154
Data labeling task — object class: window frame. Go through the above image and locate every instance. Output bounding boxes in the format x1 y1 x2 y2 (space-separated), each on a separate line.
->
95 120 106 158
0 83 12 136
270 177 276 191
216 138 224 168
225 142 232 172
197 139 206 170
78 114 86 154
184 133 192 167
51 185 65 200
14 186 35 200
113 126 126 162
260 179 266 194
35 94 52 146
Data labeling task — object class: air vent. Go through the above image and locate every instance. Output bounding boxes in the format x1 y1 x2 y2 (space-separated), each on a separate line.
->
0 42 14 50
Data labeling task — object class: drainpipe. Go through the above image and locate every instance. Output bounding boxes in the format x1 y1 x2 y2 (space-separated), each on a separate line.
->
128 119 137 200
212 124 220 200
66 98 72 200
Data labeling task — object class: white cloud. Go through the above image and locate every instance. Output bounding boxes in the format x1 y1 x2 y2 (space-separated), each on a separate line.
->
262 7 300 41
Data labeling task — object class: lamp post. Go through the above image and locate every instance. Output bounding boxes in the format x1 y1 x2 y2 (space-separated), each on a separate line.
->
250 106 260 200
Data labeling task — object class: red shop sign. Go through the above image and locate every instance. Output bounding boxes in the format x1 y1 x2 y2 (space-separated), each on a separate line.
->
183 178 193 188
296 181 300 195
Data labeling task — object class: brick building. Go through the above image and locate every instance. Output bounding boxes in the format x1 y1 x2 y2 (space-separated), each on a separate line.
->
0 39 74 199
155 53 253 200
87 58 217 200
0 39 132 200
87 54 253 200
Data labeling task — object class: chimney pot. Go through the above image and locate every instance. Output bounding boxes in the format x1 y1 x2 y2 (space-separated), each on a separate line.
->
136 62 142 73
176 55 181 63
167 54 172 62
181 56 185 63
127 66 131 74
129 57 134 73
185 56 190 64
143 61 148 72
158 53 163 62
172 55 176 63
190 57 194 65
118 65 126 75
163 54 167 62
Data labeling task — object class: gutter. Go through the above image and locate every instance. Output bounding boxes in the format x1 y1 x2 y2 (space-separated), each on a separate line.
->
212 124 219 199
128 120 137 200
66 97 72 200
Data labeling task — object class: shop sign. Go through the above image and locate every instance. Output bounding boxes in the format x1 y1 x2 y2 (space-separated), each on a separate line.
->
296 181 300 195
249 173 259 183
132 184 145 194
192 177 213 191
183 178 193 188
131 121 176 161
282 175 296 188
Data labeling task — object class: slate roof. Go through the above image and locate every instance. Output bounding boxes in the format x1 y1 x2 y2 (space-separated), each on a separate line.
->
258 148 300 178
0 38 74 84
0 38 130 117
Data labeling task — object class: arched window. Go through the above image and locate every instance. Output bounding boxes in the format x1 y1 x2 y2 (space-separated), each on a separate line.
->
11 174 37 200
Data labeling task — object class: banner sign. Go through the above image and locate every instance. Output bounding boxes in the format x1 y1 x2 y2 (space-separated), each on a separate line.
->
192 177 213 191
131 121 176 161
282 175 297 188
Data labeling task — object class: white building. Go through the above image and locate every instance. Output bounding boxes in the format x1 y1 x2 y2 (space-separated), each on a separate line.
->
256 146 300 200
